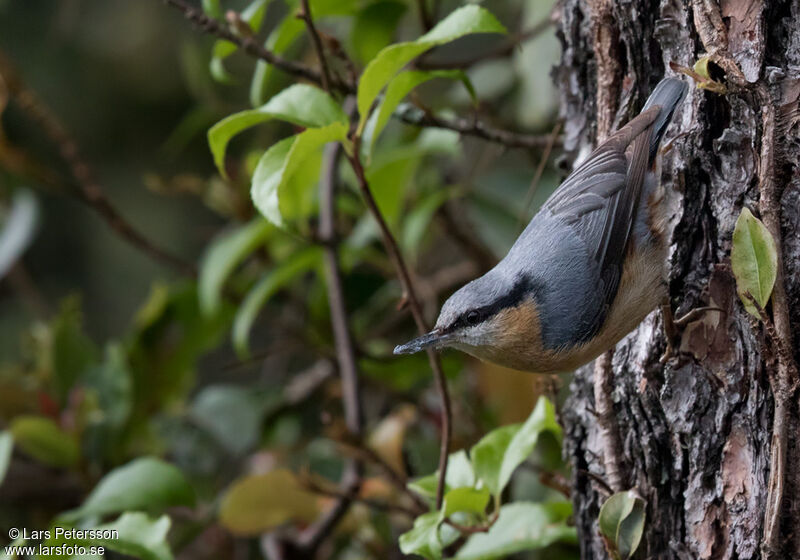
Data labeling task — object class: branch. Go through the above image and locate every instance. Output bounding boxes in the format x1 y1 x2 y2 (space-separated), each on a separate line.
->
297 140 364 553
300 475 419 517
161 0 353 93
298 0 333 93
396 105 561 150
0 55 196 276
346 135 453 510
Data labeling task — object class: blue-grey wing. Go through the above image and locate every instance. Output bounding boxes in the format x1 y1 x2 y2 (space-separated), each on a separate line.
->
542 108 659 314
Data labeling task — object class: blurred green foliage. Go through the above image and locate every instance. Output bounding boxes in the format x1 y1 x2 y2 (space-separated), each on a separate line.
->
0 1 572 558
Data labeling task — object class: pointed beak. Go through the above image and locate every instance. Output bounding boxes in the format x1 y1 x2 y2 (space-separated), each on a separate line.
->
393 329 447 355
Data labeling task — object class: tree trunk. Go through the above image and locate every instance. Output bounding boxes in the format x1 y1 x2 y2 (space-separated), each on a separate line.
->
555 0 800 558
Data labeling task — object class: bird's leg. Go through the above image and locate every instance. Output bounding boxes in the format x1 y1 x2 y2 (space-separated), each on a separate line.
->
659 301 725 364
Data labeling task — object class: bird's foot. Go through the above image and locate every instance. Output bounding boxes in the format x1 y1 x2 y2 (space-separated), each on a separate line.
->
659 304 725 364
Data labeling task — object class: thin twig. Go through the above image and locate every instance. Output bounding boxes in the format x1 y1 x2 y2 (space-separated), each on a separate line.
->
301 474 419 517
337 439 429 514
0 56 195 276
298 0 332 93
161 0 351 92
346 135 452 510
297 139 364 553
396 106 561 150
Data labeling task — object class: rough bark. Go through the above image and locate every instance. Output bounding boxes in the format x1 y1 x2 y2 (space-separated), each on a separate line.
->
555 0 800 558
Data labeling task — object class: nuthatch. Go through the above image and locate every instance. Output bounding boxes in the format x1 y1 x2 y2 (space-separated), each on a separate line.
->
395 78 688 373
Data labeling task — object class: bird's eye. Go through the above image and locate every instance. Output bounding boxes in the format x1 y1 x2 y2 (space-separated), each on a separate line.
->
466 311 481 326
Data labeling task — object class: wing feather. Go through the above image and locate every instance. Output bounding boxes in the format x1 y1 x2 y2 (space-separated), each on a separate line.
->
542 107 661 310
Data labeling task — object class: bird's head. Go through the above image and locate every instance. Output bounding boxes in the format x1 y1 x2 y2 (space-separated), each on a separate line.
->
393 273 543 368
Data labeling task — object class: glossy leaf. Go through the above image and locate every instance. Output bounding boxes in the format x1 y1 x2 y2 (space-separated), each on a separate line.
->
497 397 561 493
0 431 11 486
398 511 459 560
232 247 321 357
731 207 777 318
208 84 347 177
251 122 347 225
442 486 490 519
471 397 561 496
199 218 271 315
94 513 173 560
356 5 505 131
455 502 577 559
44 513 173 560
61 457 195 521
408 449 475 499
248 0 361 106
219 469 320 535
363 69 471 156
10 416 79 469
599 490 646 560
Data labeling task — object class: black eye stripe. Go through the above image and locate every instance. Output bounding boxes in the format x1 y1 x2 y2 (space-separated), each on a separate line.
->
445 274 537 333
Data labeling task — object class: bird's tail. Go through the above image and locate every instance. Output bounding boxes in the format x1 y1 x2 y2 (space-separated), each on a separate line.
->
642 78 688 162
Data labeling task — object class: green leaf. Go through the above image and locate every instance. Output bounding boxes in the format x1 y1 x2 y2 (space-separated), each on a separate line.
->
356 5 505 132
363 69 471 156
399 511 441 560
731 207 778 318
471 397 561 496
351 1 407 65
61 457 195 522
10 416 79 469
233 247 321 356
96 513 174 560
0 431 11 485
408 449 475 499
219 469 320 535
251 122 348 226
199 218 271 315
208 84 347 177
598 490 646 560
43 513 174 560
442 487 490 519
455 502 577 559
